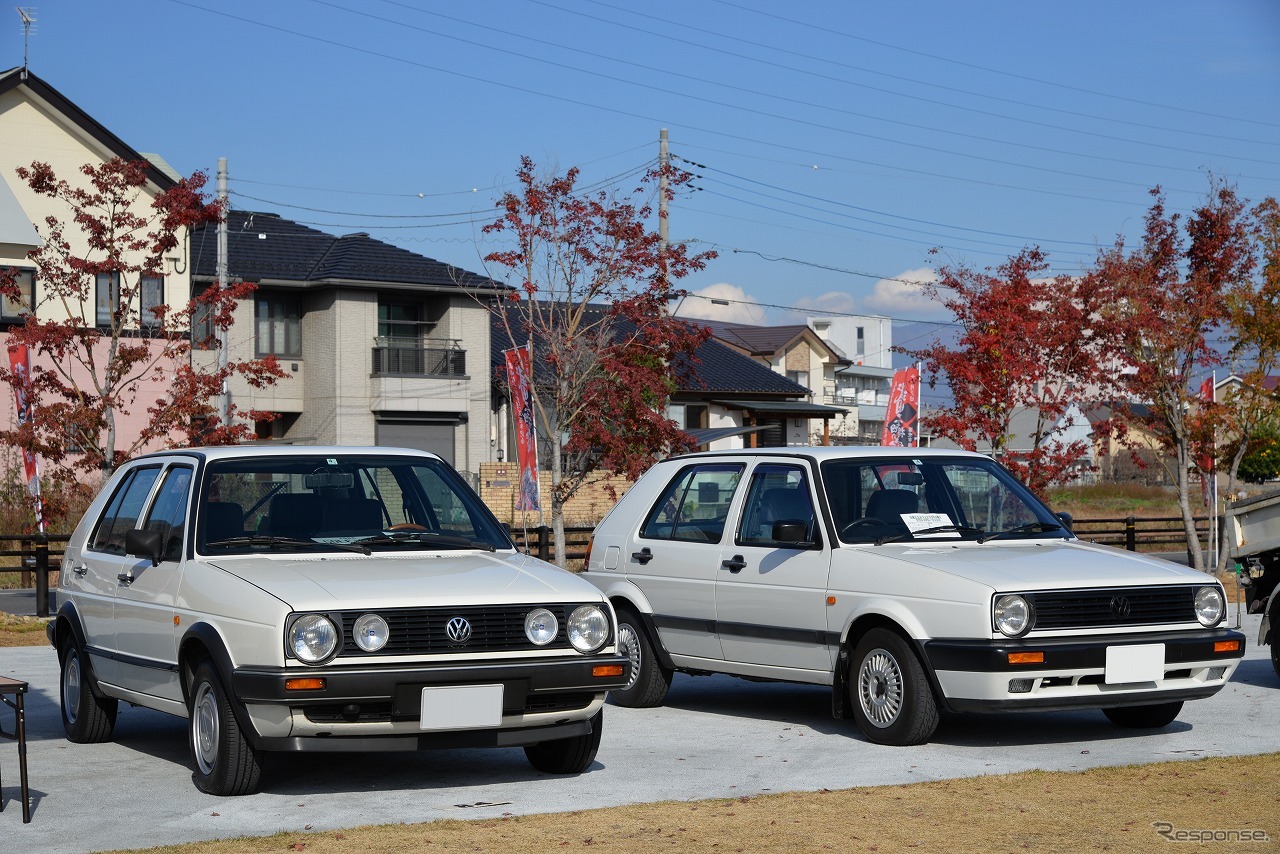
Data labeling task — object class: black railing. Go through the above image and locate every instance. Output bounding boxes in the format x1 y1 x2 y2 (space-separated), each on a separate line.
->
371 343 466 377
507 525 594 569
1066 515 1213 551
0 534 71 618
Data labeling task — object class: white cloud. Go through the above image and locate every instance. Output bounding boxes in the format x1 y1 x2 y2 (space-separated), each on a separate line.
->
787 290 859 320
672 283 768 324
863 267 945 318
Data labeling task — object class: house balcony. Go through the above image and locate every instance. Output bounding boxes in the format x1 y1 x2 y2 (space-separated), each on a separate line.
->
372 337 466 378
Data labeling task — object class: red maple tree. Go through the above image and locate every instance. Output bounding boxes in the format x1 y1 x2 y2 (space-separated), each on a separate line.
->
0 159 285 525
1090 184 1255 570
904 247 1118 496
483 155 714 564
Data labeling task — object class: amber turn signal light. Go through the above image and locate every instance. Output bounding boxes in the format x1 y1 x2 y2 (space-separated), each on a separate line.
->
593 665 625 678
1007 651 1045 665
285 677 326 691
1214 640 1240 653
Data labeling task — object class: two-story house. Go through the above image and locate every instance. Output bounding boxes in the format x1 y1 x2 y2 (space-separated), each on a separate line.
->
188 211 507 475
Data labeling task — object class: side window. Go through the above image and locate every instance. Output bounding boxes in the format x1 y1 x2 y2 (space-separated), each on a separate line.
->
641 463 743 543
88 466 162 555
737 463 817 548
144 466 194 562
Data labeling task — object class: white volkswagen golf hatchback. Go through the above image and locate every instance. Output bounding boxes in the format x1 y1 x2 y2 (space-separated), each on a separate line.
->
582 447 1244 745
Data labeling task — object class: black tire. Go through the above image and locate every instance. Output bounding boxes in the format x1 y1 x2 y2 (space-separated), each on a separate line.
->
610 611 672 708
849 628 939 746
189 661 262 796
59 638 117 743
523 709 603 774
1102 701 1183 729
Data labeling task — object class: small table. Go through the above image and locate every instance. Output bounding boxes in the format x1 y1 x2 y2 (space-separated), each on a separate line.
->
0 676 30 823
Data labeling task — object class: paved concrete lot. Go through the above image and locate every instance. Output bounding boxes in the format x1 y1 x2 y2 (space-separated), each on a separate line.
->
2 614 1275 854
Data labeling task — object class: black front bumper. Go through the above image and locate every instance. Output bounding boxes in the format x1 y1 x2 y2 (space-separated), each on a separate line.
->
923 627 1245 673
232 654 630 711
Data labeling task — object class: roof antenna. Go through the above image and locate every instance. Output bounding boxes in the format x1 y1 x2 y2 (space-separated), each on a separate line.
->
16 7 36 79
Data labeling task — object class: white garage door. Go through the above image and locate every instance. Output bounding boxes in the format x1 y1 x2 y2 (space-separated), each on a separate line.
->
375 421 455 466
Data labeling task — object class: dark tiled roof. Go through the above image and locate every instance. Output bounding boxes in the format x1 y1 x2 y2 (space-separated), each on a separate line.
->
490 305 809 397
189 211 504 292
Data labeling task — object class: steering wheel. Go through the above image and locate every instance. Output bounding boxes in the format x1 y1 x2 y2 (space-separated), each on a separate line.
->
840 517 888 538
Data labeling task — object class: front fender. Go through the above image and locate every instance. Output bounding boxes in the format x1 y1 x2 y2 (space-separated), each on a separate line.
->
179 621 266 746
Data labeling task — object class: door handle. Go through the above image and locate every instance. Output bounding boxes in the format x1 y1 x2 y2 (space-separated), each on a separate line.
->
116 571 134 585
721 554 746 573
72 564 88 576
631 547 653 565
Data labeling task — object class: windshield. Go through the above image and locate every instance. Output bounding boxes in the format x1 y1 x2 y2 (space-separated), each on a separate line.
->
821 456 1068 545
196 453 512 555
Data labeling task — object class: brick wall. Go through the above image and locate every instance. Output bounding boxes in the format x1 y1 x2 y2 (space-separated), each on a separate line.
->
477 462 634 527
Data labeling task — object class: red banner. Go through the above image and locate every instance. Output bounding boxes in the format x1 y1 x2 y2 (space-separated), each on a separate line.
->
881 367 920 448
7 343 43 530
504 344 541 512
1199 376 1215 506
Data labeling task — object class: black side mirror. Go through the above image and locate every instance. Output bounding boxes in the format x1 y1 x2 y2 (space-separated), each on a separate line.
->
1055 511 1074 532
125 528 164 566
772 520 814 546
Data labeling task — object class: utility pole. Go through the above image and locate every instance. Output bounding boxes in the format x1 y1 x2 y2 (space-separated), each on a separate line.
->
216 157 230 428
658 128 669 257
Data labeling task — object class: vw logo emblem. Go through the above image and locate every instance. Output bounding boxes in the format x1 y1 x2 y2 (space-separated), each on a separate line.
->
446 616 473 644
1110 595 1132 620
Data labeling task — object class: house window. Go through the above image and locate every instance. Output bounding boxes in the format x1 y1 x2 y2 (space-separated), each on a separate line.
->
256 294 301 357
96 272 121 326
856 326 865 356
140 276 163 332
786 370 809 389
192 284 215 349
378 302 425 344
3 268 34 320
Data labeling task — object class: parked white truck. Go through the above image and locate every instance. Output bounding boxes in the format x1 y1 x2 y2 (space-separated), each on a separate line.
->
1226 490 1280 677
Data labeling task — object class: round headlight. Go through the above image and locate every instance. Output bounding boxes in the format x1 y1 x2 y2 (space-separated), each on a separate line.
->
994 594 1033 637
567 604 610 653
1193 586 1225 627
525 608 559 646
290 614 338 663
353 613 390 652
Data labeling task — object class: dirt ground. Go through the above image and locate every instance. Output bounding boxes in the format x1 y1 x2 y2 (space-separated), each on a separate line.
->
101 753 1278 854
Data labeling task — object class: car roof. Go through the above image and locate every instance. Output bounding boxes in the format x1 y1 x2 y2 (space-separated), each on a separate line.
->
124 445 444 464
665 446 989 463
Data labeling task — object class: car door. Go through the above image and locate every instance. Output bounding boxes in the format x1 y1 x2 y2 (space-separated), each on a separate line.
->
622 460 746 662
112 460 193 703
715 460 834 675
74 464 164 686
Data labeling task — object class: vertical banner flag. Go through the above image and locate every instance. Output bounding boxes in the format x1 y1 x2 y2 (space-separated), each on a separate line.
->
1199 376 1215 507
881 366 921 447
504 344 541 512
7 343 44 531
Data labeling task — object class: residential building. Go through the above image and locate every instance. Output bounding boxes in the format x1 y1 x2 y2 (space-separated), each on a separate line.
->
188 211 507 474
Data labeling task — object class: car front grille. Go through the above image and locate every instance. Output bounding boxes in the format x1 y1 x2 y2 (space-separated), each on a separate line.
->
338 603 602 656
1030 585 1197 630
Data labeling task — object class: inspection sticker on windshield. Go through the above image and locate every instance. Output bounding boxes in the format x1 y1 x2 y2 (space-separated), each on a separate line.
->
901 513 959 537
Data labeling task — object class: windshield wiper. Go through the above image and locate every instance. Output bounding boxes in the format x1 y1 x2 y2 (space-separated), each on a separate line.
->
355 531 497 552
976 522 1063 544
203 535 371 556
874 525 982 546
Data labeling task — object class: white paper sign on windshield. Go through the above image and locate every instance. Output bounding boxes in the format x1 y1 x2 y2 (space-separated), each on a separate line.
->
900 512 960 538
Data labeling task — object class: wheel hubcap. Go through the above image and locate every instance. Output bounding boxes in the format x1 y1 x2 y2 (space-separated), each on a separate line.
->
618 623 642 692
857 649 903 727
63 649 81 724
192 683 219 774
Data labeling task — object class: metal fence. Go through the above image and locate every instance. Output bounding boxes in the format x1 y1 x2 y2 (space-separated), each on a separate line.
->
0 534 70 618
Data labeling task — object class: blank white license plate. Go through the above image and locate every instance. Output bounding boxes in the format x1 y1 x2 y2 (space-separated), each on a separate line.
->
1104 644 1165 684
420 684 504 730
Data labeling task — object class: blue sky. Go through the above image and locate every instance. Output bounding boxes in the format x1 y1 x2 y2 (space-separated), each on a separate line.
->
6 0 1280 355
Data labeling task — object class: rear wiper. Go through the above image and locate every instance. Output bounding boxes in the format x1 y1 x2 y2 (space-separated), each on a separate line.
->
976 522 1063 544
356 531 497 552
203 535 371 556
874 525 982 546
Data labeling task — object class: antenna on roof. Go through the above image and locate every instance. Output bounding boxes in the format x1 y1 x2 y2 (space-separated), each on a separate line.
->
16 7 36 78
